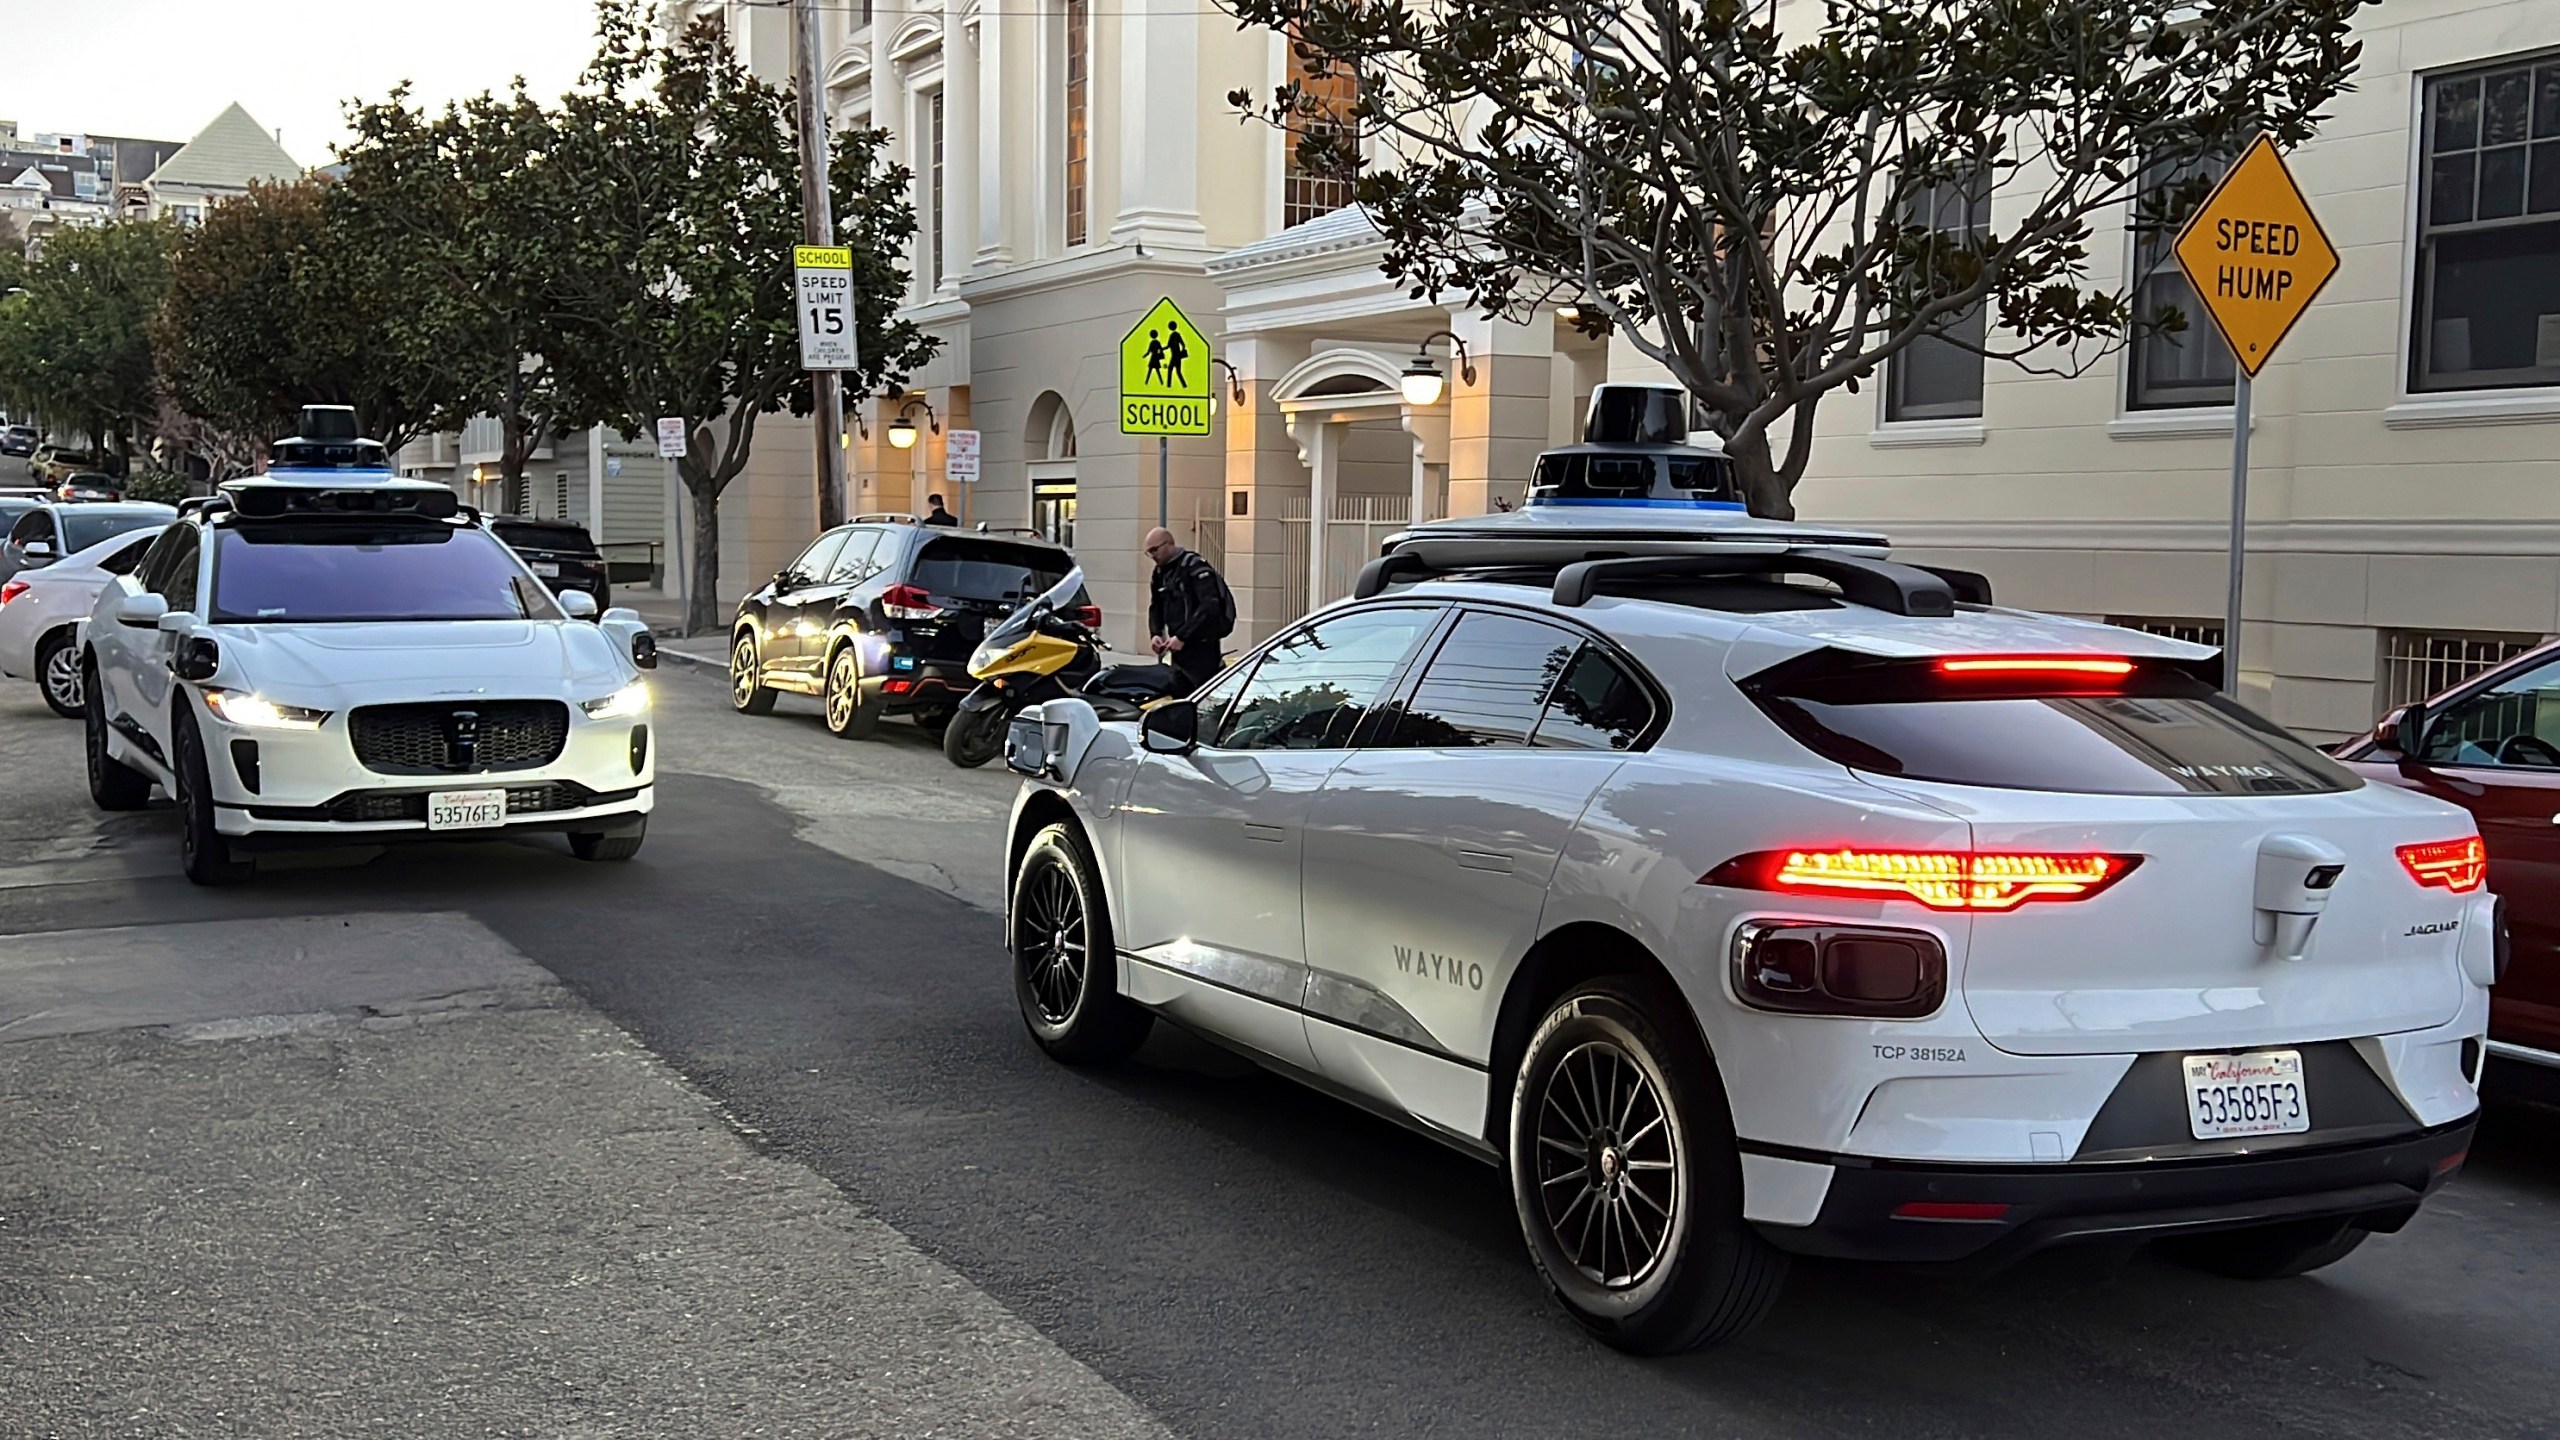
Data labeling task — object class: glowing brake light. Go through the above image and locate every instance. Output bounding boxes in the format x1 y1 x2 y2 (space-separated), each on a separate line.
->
0 578 27 607
1936 656 2135 678
2397 836 2486 893
1706 848 2139 911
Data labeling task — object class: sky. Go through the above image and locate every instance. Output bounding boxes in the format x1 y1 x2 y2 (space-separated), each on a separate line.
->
3 0 603 165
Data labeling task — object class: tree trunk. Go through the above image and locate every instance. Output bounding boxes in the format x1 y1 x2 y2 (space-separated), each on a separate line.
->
1724 427 1795 521
685 474 721 638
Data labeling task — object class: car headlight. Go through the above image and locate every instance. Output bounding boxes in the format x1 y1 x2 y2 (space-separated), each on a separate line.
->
200 688 330 730
580 680 650 720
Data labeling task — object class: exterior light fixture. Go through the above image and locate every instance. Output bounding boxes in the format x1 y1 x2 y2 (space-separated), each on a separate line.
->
887 396 939 450
1400 330 1476 408
1207 356 1249 414
1556 304 1582 322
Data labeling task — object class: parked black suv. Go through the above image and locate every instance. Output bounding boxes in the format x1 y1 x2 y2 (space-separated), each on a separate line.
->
490 517 611 609
729 518 1078 739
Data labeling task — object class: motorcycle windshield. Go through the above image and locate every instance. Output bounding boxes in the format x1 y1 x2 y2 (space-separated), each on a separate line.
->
971 566 1085 671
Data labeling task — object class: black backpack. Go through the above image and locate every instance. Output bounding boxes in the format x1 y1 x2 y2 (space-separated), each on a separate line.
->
1196 554 1237 641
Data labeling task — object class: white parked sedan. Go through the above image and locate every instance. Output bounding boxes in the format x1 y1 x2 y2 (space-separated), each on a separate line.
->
0 527 158 716
998 500 2495 1354
83 461 658 885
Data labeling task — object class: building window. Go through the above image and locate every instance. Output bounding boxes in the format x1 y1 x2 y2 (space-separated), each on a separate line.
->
2107 615 2226 649
2381 628 2541 711
1063 0 1089 247
1884 172 1989 422
2413 55 2560 393
1282 32 1359 228
926 88 946 289
2128 152 2236 410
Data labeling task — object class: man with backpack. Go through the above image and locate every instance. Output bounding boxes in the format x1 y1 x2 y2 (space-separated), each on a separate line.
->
1142 526 1235 690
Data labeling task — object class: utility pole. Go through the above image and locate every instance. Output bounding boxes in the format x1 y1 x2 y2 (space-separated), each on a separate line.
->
792 0 848 530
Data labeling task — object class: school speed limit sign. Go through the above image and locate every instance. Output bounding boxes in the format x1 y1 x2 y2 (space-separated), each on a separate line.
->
794 245 857 371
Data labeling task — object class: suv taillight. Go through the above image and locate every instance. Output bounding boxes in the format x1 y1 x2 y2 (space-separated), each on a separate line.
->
2397 836 2486 892
1705 848 2140 911
881 583 942 620
0 579 27 607
1074 604 1103 630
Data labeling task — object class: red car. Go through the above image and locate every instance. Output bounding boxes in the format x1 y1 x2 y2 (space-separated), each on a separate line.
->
2341 646 2558 1085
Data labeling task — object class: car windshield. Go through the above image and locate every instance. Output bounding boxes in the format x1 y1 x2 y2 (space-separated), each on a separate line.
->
979 566 1087 651
61 510 169 552
210 521 560 623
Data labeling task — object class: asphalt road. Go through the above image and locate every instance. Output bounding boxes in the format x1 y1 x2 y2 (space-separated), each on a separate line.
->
5 646 2559 1438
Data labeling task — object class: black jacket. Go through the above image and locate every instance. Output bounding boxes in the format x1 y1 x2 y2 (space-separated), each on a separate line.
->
1148 548 1228 649
923 507 958 527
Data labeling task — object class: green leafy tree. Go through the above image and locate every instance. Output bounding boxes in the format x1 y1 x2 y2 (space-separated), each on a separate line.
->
547 4 935 634
155 180 459 475
338 83 569 504
0 219 174 459
1225 0 2370 516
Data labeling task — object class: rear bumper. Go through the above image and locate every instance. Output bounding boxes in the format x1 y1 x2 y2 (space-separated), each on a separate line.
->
1751 1117 2474 1266
864 658 971 713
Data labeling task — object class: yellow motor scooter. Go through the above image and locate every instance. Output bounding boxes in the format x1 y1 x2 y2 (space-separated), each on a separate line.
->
943 566 1179 768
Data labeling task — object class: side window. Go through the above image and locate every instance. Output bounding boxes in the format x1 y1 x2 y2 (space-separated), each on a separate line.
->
1212 607 1437 752
786 530 848 586
9 511 50 547
131 523 188 593
100 533 155 576
1532 645 1656 752
1186 656 1255 733
149 527 202 611
2417 655 2560 768
1381 611 1583 749
828 529 882 583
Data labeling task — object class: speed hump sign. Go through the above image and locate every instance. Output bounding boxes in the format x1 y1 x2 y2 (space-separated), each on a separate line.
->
2172 134 2339 377
1119 296 1213 435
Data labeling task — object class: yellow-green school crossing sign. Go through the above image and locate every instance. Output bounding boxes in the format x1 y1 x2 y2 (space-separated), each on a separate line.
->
1119 296 1213 435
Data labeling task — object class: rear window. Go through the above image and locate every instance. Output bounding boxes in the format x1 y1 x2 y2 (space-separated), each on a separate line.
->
492 521 598 556
211 521 559 623
909 537 1069 604
1746 652 2358 795
62 511 169 552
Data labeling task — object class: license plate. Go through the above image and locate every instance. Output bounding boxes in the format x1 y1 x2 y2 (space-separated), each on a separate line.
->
427 788 507 831
532 561 560 577
2183 1050 2310 1139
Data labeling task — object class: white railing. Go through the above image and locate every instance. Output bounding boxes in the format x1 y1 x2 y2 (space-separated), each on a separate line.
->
1277 493 1408 621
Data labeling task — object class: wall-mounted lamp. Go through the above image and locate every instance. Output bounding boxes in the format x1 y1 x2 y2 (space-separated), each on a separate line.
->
1399 330 1477 408
1207 356 1248 413
887 396 939 450
1555 303 1582 322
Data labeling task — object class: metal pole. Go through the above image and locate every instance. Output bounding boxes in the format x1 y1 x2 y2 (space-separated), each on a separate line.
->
793 0 848 531
2223 368 2252 698
1157 436 1169 530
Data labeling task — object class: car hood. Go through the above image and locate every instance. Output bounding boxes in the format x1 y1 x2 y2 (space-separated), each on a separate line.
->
213 621 631 704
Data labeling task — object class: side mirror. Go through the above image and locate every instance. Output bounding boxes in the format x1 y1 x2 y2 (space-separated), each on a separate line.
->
115 592 168 628
2383 700 2430 757
1140 698 1200 755
557 588 600 620
21 539 53 560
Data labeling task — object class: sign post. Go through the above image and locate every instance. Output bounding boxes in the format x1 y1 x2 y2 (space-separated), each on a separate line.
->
2172 134 2339 697
946 428 980 527
1119 296 1214 529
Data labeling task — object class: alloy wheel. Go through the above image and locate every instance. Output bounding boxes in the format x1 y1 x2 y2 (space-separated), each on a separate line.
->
43 643 81 712
826 650 861 731
1013 857 1087 1024
730 636 758 705
1530 1038 1683 1290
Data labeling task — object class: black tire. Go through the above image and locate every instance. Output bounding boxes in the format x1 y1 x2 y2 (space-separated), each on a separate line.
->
173 707 252 886
37 629 83 718
1010 823 1151 1064
729 630 778 715
2156 1216 2370 1280
823 643 882 740
83 658 151 811
943 703 1009 769
569 819 646 862
1509 980 1787 1354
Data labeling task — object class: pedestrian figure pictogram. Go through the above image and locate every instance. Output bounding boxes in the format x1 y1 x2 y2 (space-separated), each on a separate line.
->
1120 296 1214 436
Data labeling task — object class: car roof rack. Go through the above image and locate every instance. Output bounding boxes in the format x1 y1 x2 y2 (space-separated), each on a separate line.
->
853 511 922 525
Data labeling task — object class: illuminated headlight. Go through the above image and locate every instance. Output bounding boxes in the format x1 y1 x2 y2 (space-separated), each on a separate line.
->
580 680 651 720
200 689 330 731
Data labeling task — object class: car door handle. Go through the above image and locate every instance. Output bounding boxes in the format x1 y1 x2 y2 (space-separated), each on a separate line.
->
1243 822 1287 843
1450 845 1514 873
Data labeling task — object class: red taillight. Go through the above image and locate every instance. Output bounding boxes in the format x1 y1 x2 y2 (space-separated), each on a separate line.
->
1706 848 2139 911
2397 836 2486 893
882 678 913 695
2432 1148 2469 1177
1075 604 1104 630
1893 1202 2011 1222
1936 656 2135 678
0 578 27 607
881 583 941 620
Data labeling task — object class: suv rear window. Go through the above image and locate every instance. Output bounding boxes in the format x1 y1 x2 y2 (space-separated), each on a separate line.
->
491 520 599 556
1745 651 2357 796
910 537 1069 605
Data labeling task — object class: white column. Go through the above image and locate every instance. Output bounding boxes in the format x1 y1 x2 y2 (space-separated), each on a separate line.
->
1109 0 1207 249
586 424 606 540
1288 416 1340 612
973 0 1011 267
945 0 979 286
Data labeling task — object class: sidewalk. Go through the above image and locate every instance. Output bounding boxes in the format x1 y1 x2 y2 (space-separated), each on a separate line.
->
618 588 728 666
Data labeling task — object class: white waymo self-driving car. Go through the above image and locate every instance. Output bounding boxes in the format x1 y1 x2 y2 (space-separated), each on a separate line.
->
82 411 660 885
995 391 2497 1354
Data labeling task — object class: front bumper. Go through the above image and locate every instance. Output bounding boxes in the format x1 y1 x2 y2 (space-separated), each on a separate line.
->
1752 1117 2474 1266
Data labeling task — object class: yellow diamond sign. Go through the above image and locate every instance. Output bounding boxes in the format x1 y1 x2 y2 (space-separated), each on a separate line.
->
2172 134 2339 378
1119 296 1213 435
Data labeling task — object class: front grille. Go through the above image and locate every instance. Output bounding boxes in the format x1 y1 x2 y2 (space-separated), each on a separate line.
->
348 700 568 774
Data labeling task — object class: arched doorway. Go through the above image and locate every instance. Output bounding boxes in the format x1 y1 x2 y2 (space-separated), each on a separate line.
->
1271 349 1436 616
1025 391 1078 548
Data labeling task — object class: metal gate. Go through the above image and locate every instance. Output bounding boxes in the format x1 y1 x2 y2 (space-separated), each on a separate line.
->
1277 494 1408 621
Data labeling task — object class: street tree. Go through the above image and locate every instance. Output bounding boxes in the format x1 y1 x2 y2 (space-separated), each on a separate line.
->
155 179 458 474
548 3 934 634
0 219 174 459
338 83 570 505
1223 0 2370 516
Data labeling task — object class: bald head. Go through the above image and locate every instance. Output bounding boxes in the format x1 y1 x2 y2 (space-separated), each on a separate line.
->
1143 528 1179 566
